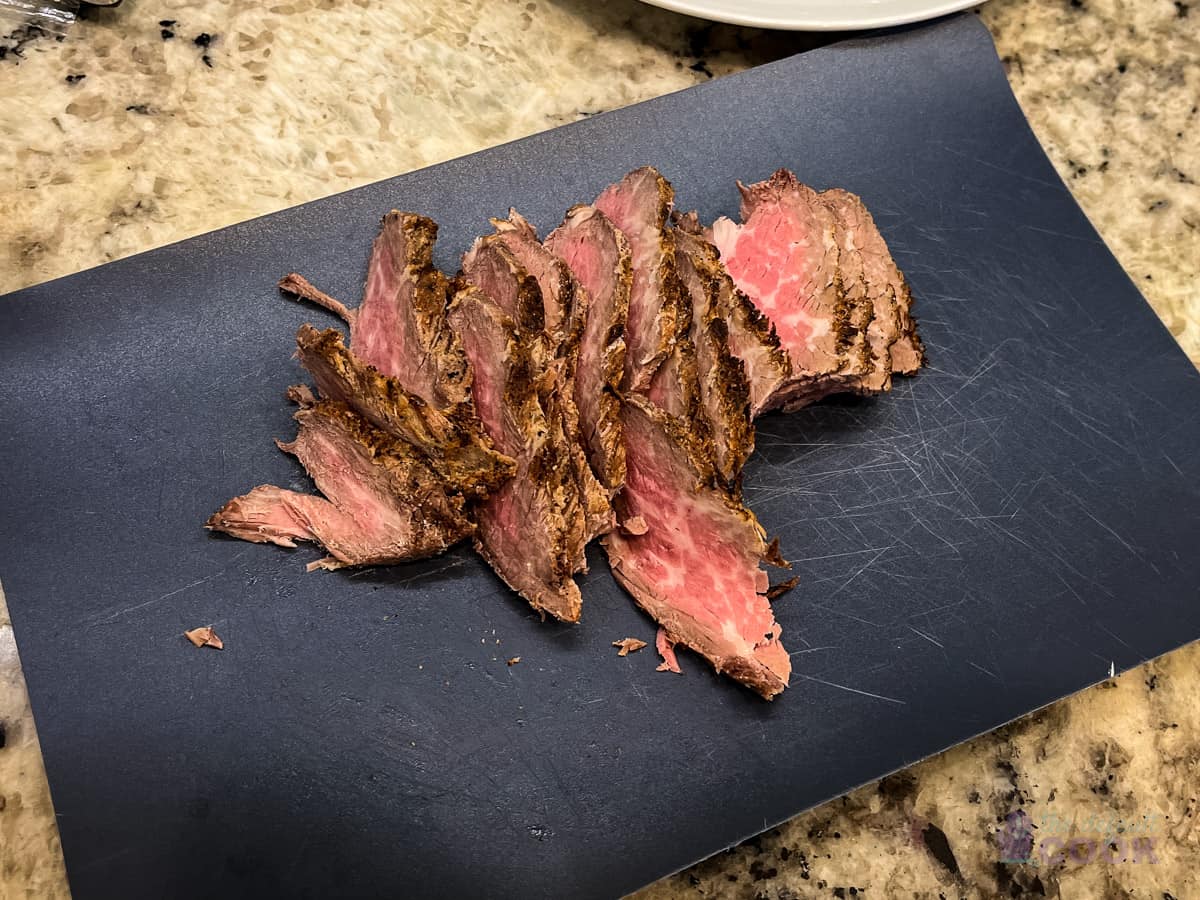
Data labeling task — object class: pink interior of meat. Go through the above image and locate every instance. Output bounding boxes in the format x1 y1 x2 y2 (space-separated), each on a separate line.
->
452 309 508 454
546 213 617 455
294 423 388 533
351 218 441 403
621 419 779 656
712 207 828 362
464 244 522 322
551 228 605 304
499 230 566 337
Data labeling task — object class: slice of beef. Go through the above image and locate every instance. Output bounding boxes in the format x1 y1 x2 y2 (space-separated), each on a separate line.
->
464 229 612 560
544 204 631 495
674 225 755 489
489 210 578 350
759 190 910 407
713 169 881 412
461 237 546 341
280 211 471 409
594 168 703 431
447 285 585 623
352 211 472 407
295 324 514 497
485 212 615 548
207 400 473 570
822 189 924 374
603 395 791 699
766 189 925 409
821 189 900 394
676 212 793 418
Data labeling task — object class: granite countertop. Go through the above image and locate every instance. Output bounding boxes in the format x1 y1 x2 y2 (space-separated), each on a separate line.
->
1 0 1197 896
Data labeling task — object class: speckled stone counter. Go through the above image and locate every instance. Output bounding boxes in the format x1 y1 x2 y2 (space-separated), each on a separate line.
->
1 1 1197 897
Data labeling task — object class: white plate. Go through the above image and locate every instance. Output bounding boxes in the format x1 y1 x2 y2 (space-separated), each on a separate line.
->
637 0 984 31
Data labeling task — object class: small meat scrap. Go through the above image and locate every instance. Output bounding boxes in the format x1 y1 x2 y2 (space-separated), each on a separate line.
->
766 576 801 601
655 628 681 674
612 637 647 657
278 272 357 324
185 626 223 650
507 656 521 667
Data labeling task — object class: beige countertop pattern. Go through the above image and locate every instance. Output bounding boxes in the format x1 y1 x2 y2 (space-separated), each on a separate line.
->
1 0 1197 897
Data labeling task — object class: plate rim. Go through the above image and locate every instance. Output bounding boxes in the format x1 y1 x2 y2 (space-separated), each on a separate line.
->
636 0 984 31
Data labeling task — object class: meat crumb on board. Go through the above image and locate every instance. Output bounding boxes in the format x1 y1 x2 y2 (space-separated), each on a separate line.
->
612 637 647 656
184 626 224 650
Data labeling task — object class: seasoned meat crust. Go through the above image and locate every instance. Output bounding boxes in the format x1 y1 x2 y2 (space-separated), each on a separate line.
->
674 225 755 491
448 284 585 622
545 204 631 495
296 324 514 497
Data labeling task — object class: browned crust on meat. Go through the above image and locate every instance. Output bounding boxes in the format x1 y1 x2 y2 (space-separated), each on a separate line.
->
820 190 923 377
549 270 616 552
612 171 708 461
842 272 876 375
295 324 514 496
546 204 631 497
891 279 926 374
714 653 788 700
763 536 791 569
463 229 615 556
819 189 903 395
649 264 707 430
286 400 474 541
673 225 756 493
491 209 585 352
625 171 683 393
595 260 631 494
447 286 584 622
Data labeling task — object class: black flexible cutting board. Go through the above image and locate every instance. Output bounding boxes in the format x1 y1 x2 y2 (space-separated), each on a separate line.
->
3 14 1199 899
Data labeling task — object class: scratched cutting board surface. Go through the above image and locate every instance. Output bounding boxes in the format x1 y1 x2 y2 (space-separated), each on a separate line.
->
2 14 1199 899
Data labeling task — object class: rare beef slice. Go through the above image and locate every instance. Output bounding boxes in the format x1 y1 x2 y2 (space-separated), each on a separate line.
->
673 224 755 490
207 399 473 570
448 284 587 623
594 167 704 432
603 395 791 699
544 204 631 495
